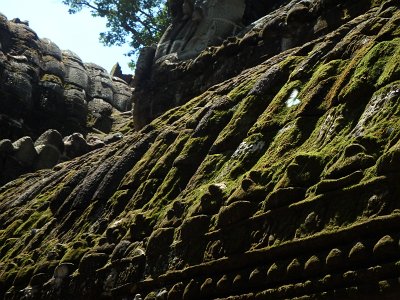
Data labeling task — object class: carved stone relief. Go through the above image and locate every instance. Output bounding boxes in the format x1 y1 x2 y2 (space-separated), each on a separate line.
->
155 0 246 61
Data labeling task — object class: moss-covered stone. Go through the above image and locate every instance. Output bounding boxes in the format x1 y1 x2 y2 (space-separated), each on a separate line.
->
1 1 400 299
41 74 63 85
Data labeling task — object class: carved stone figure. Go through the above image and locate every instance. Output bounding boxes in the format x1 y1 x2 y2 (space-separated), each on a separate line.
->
169 0 184 21
155 0 246 61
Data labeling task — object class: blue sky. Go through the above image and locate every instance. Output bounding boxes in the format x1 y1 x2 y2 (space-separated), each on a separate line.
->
1 0 133 73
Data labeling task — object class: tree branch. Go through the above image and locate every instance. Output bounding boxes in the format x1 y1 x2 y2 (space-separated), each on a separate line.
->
74 1 99 11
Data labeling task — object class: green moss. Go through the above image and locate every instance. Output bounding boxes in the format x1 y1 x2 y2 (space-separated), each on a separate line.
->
315 170 364 194
0 177 31 201
145 136 217 210
133 179 162 210
152 93 209 129
174 136 210 165
144 291 157 300
0 238 19 259
280 56 304 73
121 134 170 187
377 39 400 87
325 150 374 178
299 60 345 111
251 80 303 135
122 132 192 213
60 240 89 264
13 210 51 237
110 189 129 204
327 42 374 107
376 137 400 174
33 259 59 276
306 60 345 86
186 154 228 187
63 83 77 90
33 180 68 208
351 81 400 145
227 133 266 178
212 95 268 153
265 120 304 161
147 133 189 181
227 78 257 101
41 74 63 85
339 39 400 102
1 220 24 239
276 152 326 189
393 26 400 37
125 133 178 185
145 167 181 209
86 112 97 128
117 119 134 135
108 189 130 213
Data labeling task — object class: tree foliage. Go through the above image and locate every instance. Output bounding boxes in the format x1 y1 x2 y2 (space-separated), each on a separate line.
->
62 0 169 56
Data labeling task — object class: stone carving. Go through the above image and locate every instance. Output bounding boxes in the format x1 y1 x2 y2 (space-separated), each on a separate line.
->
155 0 246 60
0 129 110 185
110 62 133 84
133 46 156 86
0 14 134 142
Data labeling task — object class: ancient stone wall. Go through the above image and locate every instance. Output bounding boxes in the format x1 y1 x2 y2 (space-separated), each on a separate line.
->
0 14 135 185
155 0 246 61
0 14 133 141
133 0 384 129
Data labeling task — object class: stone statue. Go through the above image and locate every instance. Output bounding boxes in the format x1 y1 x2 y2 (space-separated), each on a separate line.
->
155 0 246 61
168 0 184 21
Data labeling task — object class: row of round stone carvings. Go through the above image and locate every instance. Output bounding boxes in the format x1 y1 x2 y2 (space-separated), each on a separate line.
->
135 234 400 300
